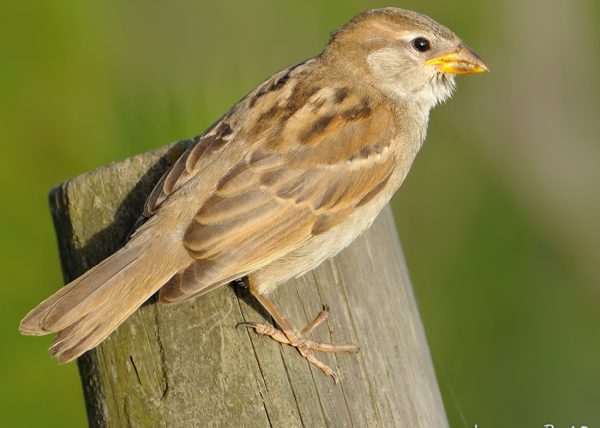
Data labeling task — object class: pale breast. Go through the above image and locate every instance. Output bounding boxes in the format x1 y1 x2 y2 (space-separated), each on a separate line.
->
250 123 425 295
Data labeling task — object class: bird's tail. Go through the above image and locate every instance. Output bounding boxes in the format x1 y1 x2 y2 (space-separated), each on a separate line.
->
20 239 186 363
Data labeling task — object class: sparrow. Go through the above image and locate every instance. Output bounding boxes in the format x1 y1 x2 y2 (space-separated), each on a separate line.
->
20 8 487 382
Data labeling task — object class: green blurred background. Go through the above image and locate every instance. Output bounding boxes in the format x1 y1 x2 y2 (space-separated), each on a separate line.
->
2 1 599 426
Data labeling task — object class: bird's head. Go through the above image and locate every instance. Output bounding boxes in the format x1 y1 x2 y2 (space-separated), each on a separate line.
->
325 8 488 111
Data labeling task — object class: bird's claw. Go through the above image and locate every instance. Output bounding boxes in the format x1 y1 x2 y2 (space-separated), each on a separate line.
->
238 305 358 383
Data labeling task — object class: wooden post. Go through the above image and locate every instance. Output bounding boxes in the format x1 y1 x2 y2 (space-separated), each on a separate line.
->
49 141 448 427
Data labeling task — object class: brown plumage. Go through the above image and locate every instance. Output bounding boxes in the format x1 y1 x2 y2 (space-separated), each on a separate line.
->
20 8 487 379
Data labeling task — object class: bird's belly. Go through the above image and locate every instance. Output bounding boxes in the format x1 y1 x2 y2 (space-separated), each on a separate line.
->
250 135 421 295
250 181 396 294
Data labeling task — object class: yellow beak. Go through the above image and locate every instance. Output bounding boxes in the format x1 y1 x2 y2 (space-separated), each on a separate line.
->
425 45 489 74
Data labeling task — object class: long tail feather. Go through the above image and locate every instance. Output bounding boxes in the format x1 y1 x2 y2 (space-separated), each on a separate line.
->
19 239 188 362
20 246 141 335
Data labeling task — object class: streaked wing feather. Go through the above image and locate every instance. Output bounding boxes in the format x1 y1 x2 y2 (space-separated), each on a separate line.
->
160 82 398 303
144 61 312 216
144 121 236 216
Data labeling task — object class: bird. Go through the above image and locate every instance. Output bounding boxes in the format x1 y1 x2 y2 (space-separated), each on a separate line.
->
20 7 487 382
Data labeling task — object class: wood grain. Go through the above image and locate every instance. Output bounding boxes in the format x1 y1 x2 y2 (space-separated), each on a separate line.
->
49 141 448 427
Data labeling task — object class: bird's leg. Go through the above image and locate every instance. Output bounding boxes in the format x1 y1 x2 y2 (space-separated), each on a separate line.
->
238 292 358 383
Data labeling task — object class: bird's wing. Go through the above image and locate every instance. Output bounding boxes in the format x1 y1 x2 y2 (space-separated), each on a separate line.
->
158 75 399 303
143 62 308 217
144 120 236 217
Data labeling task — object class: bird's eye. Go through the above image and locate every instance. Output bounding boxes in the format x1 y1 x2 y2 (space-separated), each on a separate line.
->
411 37 431 53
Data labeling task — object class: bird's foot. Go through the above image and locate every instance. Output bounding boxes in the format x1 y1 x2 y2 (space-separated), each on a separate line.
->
238 305 358 383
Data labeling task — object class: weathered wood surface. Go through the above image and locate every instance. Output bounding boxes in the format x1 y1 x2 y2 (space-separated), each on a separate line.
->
49 141 448 428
